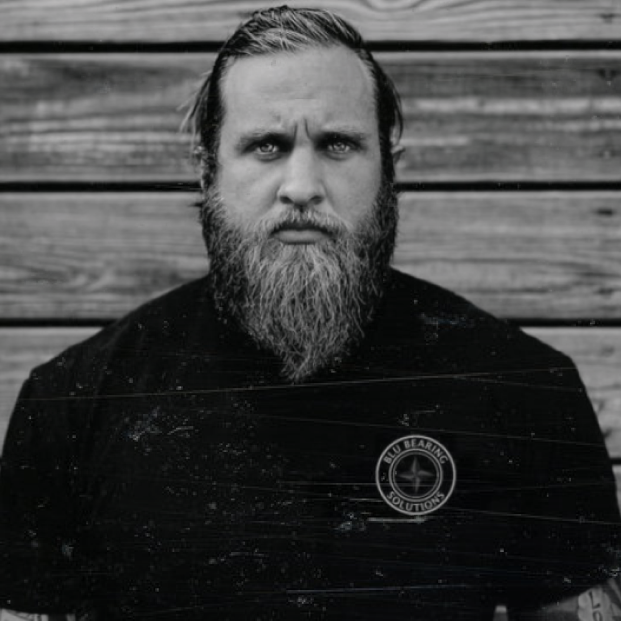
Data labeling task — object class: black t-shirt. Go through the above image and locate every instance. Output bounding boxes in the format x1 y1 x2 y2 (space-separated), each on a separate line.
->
1 269 619 619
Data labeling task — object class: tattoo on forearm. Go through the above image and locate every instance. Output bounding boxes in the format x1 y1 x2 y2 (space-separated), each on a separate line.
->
510 577 621 620
577 579 621 620
0 611 76 621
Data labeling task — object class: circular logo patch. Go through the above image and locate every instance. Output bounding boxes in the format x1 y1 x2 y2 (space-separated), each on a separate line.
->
375 435 456 516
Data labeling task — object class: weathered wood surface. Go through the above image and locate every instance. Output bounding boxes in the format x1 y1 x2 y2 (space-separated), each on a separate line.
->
2 52 621 183
396 191 621 320
2 0 620 42
0 193 207 319
1 328 620 461
1 191 619 320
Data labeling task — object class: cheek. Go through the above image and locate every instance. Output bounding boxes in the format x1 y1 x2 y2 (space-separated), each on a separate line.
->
218 161 277 225
330 162 382 227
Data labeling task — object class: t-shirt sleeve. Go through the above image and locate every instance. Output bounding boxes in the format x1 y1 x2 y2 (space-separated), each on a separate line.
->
0 369 83 613
494 351 621 606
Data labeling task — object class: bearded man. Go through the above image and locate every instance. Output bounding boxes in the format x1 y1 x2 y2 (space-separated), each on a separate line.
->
1 6 620 621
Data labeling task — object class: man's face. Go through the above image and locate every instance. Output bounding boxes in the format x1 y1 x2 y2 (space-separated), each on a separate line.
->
216 45 383 239
201 45 397 382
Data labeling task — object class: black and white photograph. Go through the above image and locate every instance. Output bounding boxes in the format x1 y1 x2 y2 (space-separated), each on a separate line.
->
1 2 620 619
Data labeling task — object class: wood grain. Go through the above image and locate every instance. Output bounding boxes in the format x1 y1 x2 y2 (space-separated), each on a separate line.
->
2 0 620 42
1 191 619 321
395 191 621 320
2 52 620 183
0 193 207 319
1 327 620 461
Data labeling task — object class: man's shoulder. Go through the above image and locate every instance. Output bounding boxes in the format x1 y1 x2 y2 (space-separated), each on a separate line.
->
384 269 570 369
389 267 510 327
29 276 216 386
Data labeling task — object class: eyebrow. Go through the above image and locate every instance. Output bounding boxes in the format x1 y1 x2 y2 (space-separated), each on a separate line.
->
321 128 369 143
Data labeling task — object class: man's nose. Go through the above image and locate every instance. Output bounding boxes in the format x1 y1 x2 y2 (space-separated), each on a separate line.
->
277 148 325 209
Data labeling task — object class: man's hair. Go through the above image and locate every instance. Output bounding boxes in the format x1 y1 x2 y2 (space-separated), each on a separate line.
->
184 5 403 187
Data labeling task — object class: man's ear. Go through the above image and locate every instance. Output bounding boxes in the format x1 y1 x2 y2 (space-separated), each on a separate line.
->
391 143 405 166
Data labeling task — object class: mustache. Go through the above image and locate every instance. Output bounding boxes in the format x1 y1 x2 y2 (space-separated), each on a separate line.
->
262 211 348 238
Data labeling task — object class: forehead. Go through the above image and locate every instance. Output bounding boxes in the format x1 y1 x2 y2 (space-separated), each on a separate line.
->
220 46 377 134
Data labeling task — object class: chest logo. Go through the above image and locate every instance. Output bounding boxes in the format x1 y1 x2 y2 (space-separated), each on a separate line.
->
375 435 456 516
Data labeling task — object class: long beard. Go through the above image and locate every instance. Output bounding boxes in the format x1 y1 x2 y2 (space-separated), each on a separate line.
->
200 183 398 382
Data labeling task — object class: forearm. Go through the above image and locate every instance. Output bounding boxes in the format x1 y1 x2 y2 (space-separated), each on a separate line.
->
509 577 621 620
0 611 76 621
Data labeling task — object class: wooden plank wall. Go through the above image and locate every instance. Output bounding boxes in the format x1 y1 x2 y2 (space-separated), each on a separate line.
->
1 0 620 463
0 6 620 616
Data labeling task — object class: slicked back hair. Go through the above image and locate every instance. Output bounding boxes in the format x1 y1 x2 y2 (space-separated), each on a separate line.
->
184 5 403 188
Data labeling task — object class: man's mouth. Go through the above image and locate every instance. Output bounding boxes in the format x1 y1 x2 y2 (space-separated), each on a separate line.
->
272 222 332 244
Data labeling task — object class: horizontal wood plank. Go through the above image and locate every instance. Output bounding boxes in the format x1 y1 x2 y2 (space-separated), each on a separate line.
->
1 191 619 320
0 193 207 319
2 52 621 183
2 0 620 42
1 328 620 463
395 191 621 320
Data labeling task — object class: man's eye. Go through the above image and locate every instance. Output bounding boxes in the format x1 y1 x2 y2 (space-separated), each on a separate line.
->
327 140 354 154
255 141 279 155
